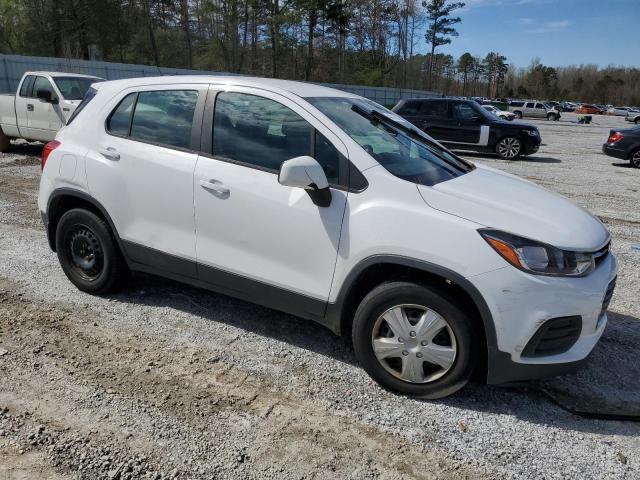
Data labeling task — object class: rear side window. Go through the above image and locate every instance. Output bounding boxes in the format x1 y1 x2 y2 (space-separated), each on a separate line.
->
420 100 448 117
397 101 421 115
106 90 199 149
525 102 535 108
19 75 35 97
67 87 98 125
107 93 136 136
510 101 524 107
130 90 198 148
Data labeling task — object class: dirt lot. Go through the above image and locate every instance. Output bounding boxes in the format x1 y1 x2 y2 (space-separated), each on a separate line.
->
0 113 639 479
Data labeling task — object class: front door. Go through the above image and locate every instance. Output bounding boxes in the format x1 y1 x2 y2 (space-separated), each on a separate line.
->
193 87 348 314
449 101 484 145
27 76 61 141
85 85 206 276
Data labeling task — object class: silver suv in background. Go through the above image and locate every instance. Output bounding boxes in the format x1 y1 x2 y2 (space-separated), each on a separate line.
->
508 101 561 121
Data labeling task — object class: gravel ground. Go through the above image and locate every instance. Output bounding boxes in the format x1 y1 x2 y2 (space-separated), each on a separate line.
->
0 113 639 479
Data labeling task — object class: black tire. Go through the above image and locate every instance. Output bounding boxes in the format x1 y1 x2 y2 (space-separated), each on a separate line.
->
0 128 11 153
630 149 640 169
635 118 639 125
547 113 556 121
514 111 523 119
55 208 129 294
352 282 477 399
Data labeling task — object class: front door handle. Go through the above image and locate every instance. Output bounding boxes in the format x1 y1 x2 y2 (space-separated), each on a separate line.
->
27 104 34 111
99 146 120 161
200 179 229 196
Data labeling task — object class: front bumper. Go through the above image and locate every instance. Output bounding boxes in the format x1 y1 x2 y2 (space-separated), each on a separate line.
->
470 251 617 384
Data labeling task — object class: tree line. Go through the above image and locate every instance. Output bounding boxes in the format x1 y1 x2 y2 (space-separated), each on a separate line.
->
0 0 637 105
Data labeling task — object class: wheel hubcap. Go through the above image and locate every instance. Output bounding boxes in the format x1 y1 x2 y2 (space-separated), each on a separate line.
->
498 138 521 159
632 151 640 168
67 226 104 280
372 305 457 384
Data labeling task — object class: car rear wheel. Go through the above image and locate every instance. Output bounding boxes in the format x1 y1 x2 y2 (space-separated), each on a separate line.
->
496 136 522 160
514 111 522 119
0 128 11 153
635 118 640 125
352 282 477 399
56 209 129 294
631 149 640 168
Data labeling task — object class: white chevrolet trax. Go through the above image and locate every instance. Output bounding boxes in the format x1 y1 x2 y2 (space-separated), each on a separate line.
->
38 76 617 398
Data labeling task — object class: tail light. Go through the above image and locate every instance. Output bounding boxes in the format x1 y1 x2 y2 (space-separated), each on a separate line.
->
607 132 623 143
41 140 61 170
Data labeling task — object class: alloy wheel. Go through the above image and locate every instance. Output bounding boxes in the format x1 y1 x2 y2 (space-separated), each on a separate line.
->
632 150 640 168
497 137 521 159
371 304 457 384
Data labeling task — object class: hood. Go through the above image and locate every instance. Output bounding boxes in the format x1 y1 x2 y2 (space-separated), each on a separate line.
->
418 165 609 251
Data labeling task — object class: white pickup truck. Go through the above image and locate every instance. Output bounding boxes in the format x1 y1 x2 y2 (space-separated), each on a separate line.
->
0 71 104 151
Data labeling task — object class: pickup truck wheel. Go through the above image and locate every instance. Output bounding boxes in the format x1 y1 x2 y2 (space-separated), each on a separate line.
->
56 209 129 294
352 282 477 399
635 118 640 125
496 136 522 160
547 113 557 121
514 111 522 119
0 128 11 152
631 149 640 168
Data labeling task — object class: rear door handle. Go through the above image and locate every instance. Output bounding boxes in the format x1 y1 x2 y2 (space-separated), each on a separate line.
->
27 104 34 111
199 179 229 196
99 147 120 161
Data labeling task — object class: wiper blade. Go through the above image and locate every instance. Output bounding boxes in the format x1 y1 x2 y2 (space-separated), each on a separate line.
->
350 104 475 172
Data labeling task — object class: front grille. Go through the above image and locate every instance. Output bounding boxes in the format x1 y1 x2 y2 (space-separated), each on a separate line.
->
593 241 610 268
600 277 617 316
522 316 582 358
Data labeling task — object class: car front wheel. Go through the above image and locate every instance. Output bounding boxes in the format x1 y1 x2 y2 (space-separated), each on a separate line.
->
514 111 522 119
547 113 557 121
352 282 477 399
56 208 129 294
496 136 522 160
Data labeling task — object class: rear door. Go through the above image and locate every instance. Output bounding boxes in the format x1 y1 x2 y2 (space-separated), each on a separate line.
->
193 86 348 310
412 100 458 141
85 84 207 276
524 102 536 117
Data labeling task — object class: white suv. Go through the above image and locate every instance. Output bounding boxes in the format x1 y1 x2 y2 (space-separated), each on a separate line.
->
38 76 617 398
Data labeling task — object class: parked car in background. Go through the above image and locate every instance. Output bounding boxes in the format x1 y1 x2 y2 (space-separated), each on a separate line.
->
560 102 576 112
393 98 541 159
482 104 516 121
625 110 640 124
38 75 616 399
607 107 632 116
0 71 104 151
575 104 602 115
603 126 640 168
508 100 561 121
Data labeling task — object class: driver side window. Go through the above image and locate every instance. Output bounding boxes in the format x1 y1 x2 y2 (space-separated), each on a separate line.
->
212 92 339 184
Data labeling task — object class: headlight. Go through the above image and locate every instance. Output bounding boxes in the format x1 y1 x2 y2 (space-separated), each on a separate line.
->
479 229 594 277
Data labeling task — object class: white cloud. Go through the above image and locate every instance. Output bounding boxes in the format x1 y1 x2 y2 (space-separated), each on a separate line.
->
526 19 573 33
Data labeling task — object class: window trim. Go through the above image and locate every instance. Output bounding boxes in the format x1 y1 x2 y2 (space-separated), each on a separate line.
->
201 88 361 192
104 87 207 153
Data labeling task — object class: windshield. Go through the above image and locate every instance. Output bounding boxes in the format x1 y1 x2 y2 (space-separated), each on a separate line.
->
306 97 473 186
53 77 103 100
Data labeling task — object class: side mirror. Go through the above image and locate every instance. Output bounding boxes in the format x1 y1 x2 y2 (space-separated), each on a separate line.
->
278 155 332 207
36 89 57 104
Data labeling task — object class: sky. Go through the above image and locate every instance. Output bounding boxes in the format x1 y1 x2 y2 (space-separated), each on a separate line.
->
433 0 640 68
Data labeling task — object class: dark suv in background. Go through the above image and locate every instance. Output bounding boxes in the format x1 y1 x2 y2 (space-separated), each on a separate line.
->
392 98 541 160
